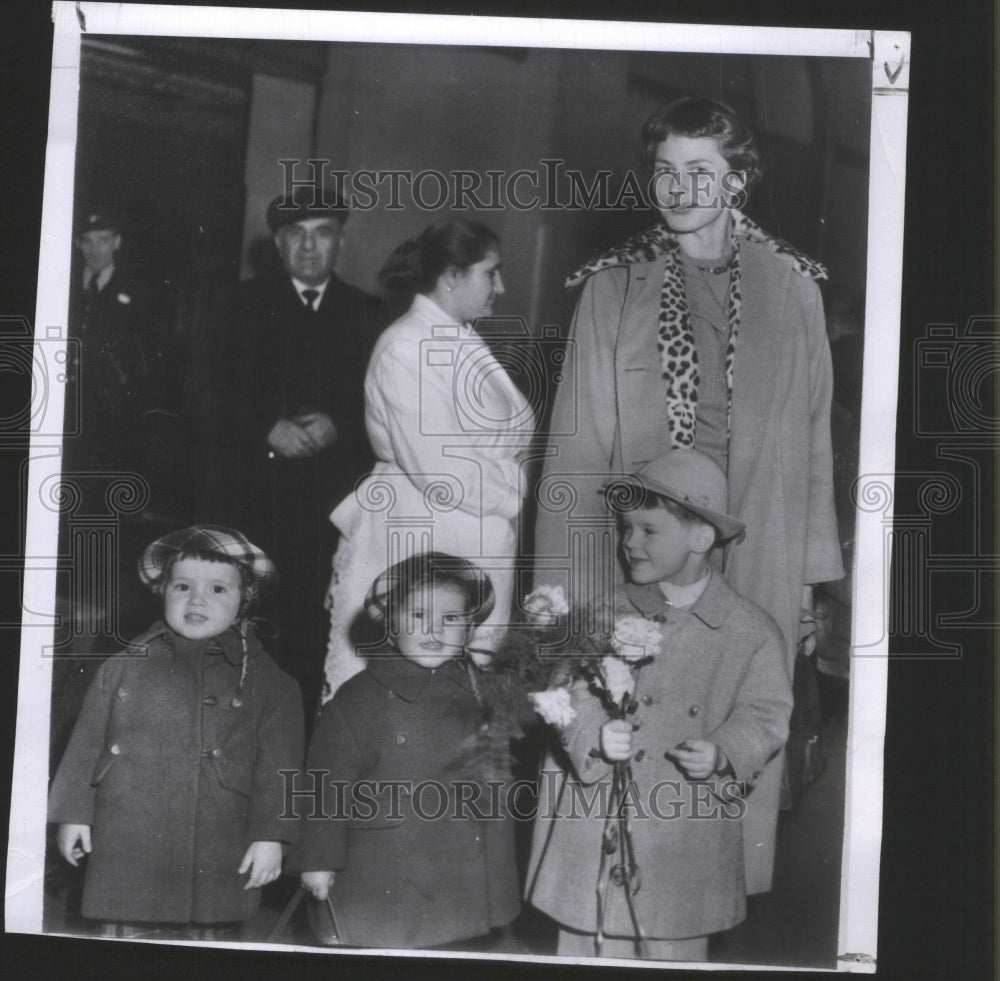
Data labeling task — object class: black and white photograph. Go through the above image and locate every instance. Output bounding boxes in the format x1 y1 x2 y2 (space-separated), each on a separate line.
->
2 1 990 978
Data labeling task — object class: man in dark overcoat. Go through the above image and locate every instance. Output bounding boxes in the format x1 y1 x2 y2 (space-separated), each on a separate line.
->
189 189 385 714
65 207 151 482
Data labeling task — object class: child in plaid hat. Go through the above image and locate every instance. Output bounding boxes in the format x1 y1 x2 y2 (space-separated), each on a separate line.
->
48 525 305 939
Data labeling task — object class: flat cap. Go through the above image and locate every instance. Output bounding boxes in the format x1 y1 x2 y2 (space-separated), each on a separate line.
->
75 207 122 235
266 185 349 233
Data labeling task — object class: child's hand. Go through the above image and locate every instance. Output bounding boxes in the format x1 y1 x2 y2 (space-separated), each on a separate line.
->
669 740 726 780
238 840 283 890
301 870 336 902
600 719 634 762
56 824 91 866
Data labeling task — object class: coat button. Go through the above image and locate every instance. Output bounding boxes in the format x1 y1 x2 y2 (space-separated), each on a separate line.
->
752 770 760 781
634 749 645 762
202 695 218 706
395 734 407 746
109 743 121 755
211 748 222 758
641 695 653 706
688 704 700 717
230 696 243 709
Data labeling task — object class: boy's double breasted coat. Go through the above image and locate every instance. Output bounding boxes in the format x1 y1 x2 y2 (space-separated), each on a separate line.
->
533 236 844 892
48 623 304 924
526 575 792 939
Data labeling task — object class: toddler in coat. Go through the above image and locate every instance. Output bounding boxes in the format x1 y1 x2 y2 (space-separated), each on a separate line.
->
290 552 520 949
48 525 305 938
526 449 793 961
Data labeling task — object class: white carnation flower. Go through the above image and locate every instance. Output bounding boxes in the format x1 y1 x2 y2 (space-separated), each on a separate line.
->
601 656 635 704
611 614 662 662
523 584 570 623
528 687 576 727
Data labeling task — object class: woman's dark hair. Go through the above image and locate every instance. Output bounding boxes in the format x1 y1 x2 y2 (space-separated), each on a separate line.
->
378 219 499 301
641 96 763 191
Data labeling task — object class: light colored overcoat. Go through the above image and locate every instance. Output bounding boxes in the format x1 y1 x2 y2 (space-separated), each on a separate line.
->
525 575 792 939
533 236 844 891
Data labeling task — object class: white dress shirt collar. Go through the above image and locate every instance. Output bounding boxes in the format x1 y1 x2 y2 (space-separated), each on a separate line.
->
83 263 115 292
291 276 330 310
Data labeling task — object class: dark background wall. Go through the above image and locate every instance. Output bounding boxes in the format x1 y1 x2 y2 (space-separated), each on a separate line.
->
73 37 870 353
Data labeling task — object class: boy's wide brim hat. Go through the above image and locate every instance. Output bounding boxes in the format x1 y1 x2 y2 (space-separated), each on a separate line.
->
604 448 746 544
364 552 496 627
138 525 275 589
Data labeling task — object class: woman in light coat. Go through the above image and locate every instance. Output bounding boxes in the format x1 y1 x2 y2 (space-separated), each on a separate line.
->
325 220 535 697
534 97 844 894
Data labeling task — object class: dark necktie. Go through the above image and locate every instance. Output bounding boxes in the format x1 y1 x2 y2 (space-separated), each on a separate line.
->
86 276 100 301
301 289 319 312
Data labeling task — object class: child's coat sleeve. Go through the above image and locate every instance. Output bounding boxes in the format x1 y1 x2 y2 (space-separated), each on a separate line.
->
250 672 305 845
286 700 363 872
48 658 121 826
708 612 793 791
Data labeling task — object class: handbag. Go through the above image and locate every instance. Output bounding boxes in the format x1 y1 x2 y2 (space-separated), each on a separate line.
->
267 884 346 946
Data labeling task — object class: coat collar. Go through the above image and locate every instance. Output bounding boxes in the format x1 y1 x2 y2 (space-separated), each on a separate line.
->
566 211 827 288
366 652 475 702
134 619 262 666
621 570 735 629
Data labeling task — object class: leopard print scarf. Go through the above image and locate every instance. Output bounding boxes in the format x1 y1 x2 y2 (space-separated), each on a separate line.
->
566 211 828 448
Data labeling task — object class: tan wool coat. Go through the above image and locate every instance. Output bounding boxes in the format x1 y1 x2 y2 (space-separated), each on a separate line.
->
525 575 792 939
533 235 844 892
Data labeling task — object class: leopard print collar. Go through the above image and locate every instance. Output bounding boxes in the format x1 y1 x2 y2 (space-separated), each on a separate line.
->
565 212 826 449
565 211 828 287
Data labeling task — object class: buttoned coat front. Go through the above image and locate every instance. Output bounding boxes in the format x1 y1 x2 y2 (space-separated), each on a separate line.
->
525 574 792 940
288 655 521 948
48 622 305 924
533 237 843 891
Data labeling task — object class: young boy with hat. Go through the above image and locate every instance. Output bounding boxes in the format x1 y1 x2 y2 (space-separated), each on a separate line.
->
526 448 793 961
48 526 304 939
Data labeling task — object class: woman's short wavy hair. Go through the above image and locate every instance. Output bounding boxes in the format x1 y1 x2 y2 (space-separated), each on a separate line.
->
641 96 764 191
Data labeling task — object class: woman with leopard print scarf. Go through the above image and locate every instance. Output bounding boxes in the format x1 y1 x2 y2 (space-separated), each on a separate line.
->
532 96 844 898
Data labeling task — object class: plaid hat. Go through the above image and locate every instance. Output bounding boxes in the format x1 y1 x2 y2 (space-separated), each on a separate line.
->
266 186 349 233
604 448 746 543
138 525 275 590
364 552 496 628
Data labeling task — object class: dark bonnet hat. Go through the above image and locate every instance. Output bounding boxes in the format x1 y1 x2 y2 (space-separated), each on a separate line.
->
364 552 496 628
